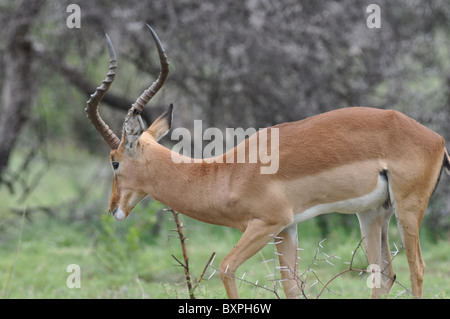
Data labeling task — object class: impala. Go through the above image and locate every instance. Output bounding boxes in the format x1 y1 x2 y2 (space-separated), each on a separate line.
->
86 25 450 299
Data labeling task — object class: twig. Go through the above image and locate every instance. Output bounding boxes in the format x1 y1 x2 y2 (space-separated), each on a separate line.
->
166 208 195 299
191 252 216 292
316 238 365 298
315 238 416 299
207 263 282 299
197 252 216 284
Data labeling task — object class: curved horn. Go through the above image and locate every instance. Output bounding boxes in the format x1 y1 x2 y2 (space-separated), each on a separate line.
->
85 34 121 149
129 24 169 115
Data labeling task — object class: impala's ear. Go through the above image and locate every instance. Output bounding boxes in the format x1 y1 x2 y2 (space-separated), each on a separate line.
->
122 111 145 151
147 104 173 141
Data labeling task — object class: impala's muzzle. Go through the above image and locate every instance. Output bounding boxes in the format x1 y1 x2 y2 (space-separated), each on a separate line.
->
110 206 127 221
109 189 147 222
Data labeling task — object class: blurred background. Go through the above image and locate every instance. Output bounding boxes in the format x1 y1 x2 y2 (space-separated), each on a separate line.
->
0 0 449 298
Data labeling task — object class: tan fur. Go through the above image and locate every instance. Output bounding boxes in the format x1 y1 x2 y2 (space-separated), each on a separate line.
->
109 107 447 298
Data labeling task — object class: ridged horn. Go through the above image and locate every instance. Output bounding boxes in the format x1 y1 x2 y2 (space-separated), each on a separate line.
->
128 24 169 115
85 34 121 149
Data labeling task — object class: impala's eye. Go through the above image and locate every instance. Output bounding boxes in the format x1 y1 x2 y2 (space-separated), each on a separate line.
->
112 162 119 170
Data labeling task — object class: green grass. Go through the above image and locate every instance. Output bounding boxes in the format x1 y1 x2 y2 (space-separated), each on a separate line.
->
1 210 449 299
0 146 449 299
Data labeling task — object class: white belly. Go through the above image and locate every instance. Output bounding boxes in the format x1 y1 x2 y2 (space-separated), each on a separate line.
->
287 173 389 227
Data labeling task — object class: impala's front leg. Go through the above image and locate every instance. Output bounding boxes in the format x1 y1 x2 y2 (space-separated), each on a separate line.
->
219 219 286 299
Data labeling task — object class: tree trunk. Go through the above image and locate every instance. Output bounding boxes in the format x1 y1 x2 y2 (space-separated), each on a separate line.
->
0 1 44 182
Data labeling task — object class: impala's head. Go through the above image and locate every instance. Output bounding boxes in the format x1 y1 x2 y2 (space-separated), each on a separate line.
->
85 24 170 221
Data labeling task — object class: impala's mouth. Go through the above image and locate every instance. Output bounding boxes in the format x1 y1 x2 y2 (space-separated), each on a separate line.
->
110 207 127 221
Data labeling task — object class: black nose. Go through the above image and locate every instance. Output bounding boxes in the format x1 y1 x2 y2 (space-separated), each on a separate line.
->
110 207 117 216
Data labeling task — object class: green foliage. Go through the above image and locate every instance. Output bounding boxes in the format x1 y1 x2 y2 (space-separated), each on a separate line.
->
98 199 165 258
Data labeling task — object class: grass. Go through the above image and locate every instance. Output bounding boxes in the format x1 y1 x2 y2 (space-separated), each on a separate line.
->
0 145 449 299
1 209 449 299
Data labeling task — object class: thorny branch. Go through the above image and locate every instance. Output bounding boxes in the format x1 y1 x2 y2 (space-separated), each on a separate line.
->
315 238 365 298
166 208 215 299
314 238 417 299
166 208 194 299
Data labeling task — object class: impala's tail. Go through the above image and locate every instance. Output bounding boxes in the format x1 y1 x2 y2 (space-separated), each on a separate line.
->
444 148 450 175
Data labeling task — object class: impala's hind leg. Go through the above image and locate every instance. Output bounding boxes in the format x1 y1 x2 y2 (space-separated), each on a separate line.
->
275 225 300 298
394 199 426 298
357 206 396 298
388 162 442 298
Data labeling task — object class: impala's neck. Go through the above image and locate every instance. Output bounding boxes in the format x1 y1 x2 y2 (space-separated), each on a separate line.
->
140 139 231 226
